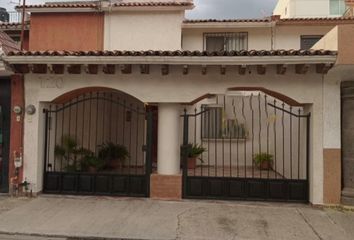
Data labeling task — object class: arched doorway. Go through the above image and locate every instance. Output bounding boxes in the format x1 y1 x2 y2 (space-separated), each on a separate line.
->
181 89 311 202
42 88 153 197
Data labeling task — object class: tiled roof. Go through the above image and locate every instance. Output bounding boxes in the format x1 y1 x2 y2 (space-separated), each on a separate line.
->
184 19 270 23
0 31 20 54
0 22 29 30
112 2 194 7
184 16 354 24
15 2 98 9
6 49 337 57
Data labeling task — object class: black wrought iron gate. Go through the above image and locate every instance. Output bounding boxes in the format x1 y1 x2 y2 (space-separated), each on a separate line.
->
181 92 310 202
43 91 153 197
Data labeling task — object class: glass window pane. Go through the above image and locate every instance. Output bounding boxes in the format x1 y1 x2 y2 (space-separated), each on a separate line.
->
206 36 224 52
330 0 340 15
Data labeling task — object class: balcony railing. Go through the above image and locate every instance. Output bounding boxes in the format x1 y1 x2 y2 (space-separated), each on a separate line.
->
5 11 22 23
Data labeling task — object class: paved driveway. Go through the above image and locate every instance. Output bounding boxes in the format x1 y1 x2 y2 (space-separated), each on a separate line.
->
0 196 353 240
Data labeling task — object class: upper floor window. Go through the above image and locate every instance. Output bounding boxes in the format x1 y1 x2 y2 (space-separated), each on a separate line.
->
300 35 323 49
204 32 248 52
330 0 346 15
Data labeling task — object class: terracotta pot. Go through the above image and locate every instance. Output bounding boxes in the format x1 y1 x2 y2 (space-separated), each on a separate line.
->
260 161 272 170
107 159 123 169
188 157 197 169
88 166 97 173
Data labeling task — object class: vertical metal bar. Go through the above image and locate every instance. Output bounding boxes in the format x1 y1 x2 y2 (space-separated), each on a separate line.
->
265 95 270 179
75 97 79 148
230 99 234 177
61 103 65 171
102 93 106 144
182 109 189 198
43 109 49 189
54 105 58 171
282 103 285 178
123 100 126 173
242 97 246 178
194 108 197 177
47 106 52 172
250 94 254 178
81 94 86 152
95 93 99 155
136 106 140 175
222 96 225 177
214 107 218 177
290 106 293 180
258 93 262 178
129 104 133 174
298 109 301 180
273 100 277 179
306 113 311 185
200 107 204 177
146 110 153 197
87 93 92 151
207 108 210 177
109 93 113 142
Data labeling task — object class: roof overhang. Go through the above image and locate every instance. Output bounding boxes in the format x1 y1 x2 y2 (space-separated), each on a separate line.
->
3 55 337 65
182 22 272 29
20 7 99 13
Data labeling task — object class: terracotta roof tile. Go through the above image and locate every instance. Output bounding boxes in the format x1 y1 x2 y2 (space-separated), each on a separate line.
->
15 2 98 9
6 49 337 57
112 2 194 7
0 31 20 54
184 19 270 23
0 22 30 30
279 16 354 22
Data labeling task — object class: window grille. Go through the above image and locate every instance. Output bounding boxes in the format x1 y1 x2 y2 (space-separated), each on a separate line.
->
204 32 248 52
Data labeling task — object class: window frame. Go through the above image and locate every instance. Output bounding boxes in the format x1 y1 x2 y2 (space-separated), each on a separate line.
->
203 32 249 52
329 0 346 15
300 35 324 50
201 105 247 140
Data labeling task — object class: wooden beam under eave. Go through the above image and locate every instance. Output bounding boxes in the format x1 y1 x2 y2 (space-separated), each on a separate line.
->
13 64 30 74
316 63 333 74
277 64 287 75
120 64 132 74
239 65 247 75
52 64 65 74
257 65 266 75
161 65 169 75
103 65 116 74
201 65 207 75
32 64 47 74
87 64 99 74
67 64 81 74
220 65 226 75
140 64 150 74
295 64 309 74
183 65 189 75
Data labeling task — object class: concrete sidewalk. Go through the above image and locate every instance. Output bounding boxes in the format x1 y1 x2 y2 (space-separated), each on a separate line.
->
0 196 353 240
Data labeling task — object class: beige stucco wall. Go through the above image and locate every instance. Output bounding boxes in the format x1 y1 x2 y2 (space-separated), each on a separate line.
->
182 25 334 51
104 10 184 51
312 26 339 51
21 65 343 204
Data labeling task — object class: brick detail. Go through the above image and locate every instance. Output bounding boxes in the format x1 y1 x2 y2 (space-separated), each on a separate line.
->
150 174 182 200
9 74 25 185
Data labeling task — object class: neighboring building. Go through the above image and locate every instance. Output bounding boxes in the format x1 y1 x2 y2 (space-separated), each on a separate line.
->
1 0 354 206
0 31 20 193
274 0 347 18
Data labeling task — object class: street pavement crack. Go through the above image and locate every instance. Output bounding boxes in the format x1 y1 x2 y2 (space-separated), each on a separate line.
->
175 207 195 240
296 209 323 240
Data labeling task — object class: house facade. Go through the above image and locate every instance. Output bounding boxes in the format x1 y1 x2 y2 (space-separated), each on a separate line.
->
1 0 354 205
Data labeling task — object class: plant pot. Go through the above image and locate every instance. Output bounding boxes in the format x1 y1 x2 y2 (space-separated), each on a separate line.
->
188 157 197 169
259 161 272 170
107 159 123 169
88 166 97 173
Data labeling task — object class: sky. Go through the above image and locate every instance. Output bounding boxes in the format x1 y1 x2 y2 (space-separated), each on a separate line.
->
1 0 278 19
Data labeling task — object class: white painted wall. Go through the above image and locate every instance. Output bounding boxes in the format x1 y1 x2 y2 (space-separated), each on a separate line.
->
22 64 341 204
273 0 345 18
104 10 184 51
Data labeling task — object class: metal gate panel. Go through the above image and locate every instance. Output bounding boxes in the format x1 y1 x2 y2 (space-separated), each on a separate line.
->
43 91 153 197
182 92 310 203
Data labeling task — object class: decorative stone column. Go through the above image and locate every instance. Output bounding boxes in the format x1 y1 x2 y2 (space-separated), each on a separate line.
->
150 103 182 200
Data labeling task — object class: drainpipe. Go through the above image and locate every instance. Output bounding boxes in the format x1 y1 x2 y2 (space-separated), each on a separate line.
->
20 0 26 50
270 15 280 50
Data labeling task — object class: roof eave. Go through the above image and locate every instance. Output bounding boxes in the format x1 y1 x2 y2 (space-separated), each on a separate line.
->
182 22 272 29
2 55 337 65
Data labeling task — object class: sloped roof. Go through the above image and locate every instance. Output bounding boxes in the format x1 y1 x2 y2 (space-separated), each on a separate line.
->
0 31 20 54
6 49 337 57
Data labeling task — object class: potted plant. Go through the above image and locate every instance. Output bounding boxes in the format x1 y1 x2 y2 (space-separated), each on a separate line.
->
187 144 206 169
98 142 129 169
254 153 273 170
54 135 89 172
81 154 104 173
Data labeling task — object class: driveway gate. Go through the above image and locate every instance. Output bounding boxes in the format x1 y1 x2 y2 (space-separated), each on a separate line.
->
181 92 310 202
0 79 10 193
43 90 153 197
